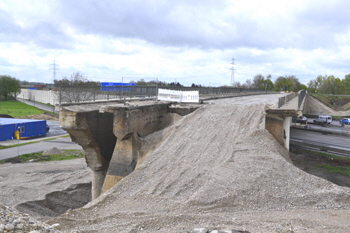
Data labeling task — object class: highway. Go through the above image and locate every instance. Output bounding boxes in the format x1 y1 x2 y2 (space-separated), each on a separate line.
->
290 127 350 157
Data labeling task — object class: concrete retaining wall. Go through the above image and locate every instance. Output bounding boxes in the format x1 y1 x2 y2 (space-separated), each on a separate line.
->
18 89 58 105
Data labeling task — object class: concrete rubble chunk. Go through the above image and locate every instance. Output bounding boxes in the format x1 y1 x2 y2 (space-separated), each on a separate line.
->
43 147 63 155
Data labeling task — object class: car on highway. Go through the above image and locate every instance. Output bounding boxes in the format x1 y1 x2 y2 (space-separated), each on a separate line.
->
292 116 307 124
339 118 350 125
313 115 332 124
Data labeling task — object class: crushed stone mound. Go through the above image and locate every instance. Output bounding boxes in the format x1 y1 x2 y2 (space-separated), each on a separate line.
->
43 147 63 155
50 100 350 233
0 202 62 232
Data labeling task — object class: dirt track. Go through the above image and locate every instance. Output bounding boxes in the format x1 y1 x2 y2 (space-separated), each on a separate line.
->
1 94 350 232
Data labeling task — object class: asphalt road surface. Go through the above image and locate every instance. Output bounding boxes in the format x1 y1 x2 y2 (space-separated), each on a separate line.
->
46 120 67 137
0 136 82 161
17 98 56 113
290 127 350 157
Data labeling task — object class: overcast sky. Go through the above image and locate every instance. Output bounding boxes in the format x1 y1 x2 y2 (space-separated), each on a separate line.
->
1 0 350 87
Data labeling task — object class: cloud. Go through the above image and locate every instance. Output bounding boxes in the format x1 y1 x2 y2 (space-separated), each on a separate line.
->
1 0 350 86
0 1 74 49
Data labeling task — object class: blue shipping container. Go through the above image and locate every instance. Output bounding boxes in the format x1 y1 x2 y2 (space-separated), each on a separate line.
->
0 118 47 141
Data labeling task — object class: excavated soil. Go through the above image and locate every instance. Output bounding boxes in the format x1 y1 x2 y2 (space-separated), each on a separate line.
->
16 113 59 121
45 95 349 233
290 149 350 188
0 159 91 221
15 182 91 220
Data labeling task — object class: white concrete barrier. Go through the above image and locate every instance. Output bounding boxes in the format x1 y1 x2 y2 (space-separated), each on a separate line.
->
157 89 199 103
18 89 58 105
181 90 199 103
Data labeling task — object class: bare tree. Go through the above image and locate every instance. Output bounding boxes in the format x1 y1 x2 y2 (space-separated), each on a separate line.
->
53 72 100 104
242 79 253 88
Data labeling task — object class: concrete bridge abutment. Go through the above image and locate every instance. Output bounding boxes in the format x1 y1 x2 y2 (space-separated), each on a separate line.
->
265 109 297 151
59 101 200 199
58 97 303 200
59 110 116 199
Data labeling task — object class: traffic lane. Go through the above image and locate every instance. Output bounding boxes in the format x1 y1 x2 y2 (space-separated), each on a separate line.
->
46 120 67 137
290 128 350 150
17 99 55 112
306 118 338 126
0 137 82 160
306 118 348 126
301 120 350 133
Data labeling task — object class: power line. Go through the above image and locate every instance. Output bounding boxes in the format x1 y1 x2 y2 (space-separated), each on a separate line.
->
49 60 60 83
230 58 235 86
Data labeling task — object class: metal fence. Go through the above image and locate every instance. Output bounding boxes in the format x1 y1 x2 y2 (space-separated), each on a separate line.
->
55 85 276 105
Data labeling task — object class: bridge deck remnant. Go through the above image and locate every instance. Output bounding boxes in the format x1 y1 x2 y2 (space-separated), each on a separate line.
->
59 100 200 199
59 92 306 199
265 91 307 150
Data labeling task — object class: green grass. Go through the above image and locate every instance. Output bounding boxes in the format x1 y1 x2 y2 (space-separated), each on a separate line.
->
0 149 84 163
0 100 44 117
304 150 350 176
0 135 70 150
0 141 40 150
307 150 350 163
309 93 350 111
318 165 350 176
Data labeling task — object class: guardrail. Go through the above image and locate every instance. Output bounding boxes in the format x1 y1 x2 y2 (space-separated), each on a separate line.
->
18 86 278 105
278 92 297 108
23 86 276 105
277 90 307 109
298 90 307 109
290 139 350 158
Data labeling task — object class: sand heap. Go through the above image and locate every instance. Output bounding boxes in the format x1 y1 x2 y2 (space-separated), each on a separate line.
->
50 101 350 232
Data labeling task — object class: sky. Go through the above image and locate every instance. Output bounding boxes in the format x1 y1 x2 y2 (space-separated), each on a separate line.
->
1 0 350 87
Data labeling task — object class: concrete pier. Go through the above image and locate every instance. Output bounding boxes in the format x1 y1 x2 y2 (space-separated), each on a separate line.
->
58 94 306 199
58 101 200 198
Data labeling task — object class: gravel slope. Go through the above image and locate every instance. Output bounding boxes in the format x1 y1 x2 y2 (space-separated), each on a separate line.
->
47 95 350 233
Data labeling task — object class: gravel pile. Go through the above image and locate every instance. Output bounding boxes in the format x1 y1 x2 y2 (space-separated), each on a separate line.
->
0 202 62 233
49 96 350 232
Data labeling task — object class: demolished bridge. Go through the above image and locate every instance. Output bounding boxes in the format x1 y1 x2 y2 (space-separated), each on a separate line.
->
58 101 200 199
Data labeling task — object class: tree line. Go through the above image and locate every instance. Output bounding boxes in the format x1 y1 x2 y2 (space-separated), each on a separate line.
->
231 74 307 92
307 74 350 95
0 75 21 100
0 72 308 101
3 71 350 101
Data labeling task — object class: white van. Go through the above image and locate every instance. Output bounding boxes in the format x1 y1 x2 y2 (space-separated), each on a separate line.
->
313 115 332 124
